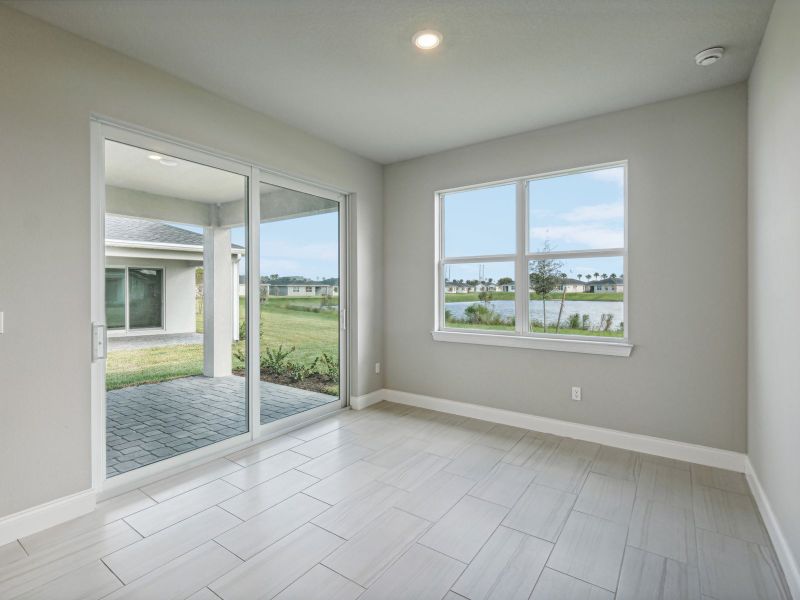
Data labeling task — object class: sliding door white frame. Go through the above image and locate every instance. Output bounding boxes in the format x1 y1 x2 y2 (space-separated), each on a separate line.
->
90 116 350 496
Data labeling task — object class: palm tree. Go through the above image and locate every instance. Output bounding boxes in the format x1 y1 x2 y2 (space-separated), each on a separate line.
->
593 272 599 281
602 273 608 280
610 272 617 279
577 274 583 281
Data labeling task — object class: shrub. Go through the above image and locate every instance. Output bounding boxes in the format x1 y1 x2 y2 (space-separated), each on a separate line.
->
261 344 295 375
463 303 505 325
567 313 581 329
581 314 590 330
285 357 318 382
600 313 614 332
318 352 339 382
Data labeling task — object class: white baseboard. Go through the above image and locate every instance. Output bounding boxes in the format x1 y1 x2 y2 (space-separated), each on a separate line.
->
746 457 800 600
0 488 96 547
374 388 746 472
351 389 385 410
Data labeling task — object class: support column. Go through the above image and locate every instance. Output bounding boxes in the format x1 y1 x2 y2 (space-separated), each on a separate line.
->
203 226 233 377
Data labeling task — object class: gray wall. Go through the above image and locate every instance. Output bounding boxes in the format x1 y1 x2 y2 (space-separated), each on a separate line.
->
384 84 748 452
748 0 800 576
0 6 383 518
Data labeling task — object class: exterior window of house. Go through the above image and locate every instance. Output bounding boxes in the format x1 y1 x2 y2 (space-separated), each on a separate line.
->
306 286 313 293
436 162 627 352
104 267 164 330
293 287 300 293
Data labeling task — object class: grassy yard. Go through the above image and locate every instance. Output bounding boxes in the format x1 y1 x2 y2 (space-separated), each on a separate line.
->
445 291 623 302
107 296 339 390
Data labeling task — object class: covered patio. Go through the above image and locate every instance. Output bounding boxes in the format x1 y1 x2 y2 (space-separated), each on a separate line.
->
106 376 336 477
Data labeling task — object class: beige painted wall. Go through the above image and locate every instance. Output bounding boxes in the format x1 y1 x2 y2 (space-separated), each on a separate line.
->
0 5 383 518
384 84 748 452
748 0 800 577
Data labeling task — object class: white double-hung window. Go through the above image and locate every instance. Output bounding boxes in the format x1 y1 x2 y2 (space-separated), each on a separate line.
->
434 161 631 356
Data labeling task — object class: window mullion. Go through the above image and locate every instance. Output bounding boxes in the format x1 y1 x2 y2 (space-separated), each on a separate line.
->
514 180 528 335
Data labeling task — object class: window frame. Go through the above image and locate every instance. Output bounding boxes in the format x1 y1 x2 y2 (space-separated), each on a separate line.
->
104 265 166 333
433 160 631 357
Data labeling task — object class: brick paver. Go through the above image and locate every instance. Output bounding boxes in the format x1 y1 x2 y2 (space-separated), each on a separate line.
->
106 376 336 477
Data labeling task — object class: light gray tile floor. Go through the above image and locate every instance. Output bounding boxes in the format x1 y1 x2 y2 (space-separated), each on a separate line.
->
106 376 336 476
4 402 792 600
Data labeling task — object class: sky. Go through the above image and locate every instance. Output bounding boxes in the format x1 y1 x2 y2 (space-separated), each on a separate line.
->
177 210 340 281
443 166 625 282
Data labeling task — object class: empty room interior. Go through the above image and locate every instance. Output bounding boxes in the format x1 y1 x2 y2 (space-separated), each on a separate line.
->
0 1 798 599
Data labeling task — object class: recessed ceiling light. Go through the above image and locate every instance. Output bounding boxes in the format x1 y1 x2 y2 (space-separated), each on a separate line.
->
159 159 178 167
413 30 442 50
695 47 724 66
147 154 163 160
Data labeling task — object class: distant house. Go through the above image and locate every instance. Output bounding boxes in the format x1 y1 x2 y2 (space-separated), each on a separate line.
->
557 278 587 293
268 281 339 297
444 282 469 293
496 282 515 292
105 215 243 337
586 277 624 293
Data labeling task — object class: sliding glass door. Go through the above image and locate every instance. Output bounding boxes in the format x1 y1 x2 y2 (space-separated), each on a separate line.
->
102 136 250 478
93 121 348 485
257 183 344 426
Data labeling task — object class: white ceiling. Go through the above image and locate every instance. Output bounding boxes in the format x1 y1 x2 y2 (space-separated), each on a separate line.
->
8 0 773 164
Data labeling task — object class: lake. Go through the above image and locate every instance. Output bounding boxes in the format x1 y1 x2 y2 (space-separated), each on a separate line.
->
446 299 624 330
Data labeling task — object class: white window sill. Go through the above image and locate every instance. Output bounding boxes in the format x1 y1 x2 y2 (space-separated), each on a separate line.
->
431 330 633 357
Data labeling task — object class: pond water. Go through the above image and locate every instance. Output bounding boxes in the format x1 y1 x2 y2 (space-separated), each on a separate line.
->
446 299 624 330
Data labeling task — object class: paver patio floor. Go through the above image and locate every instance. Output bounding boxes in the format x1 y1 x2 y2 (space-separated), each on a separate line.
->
106 375 337 477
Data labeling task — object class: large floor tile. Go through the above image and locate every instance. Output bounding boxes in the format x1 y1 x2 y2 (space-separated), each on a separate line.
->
226 436 304 467
19 490 154 555
636 463 693 509
0 520 141 599
322 508 430 587
220 469 318 520
379 452 450 491
419 496 507 563
445 445 506 481
474 424 528 451
616 546 700 600
141 458 240 501
296 444 374 478
211 524 343 600
529 568 614 600
105 541 241 600
363 437 429 469
574 472 636 524
591 446 638 482
273 564 364 600
697 529 790 600
311 481 408 538
222 450 309 491
452 526 551 600
469 462 536 508
535 452 593 494
292 429 358 458
124 480 239 536
503 434 559 470
628 498 696 563
105 506 240 583
394 471 476 522
15 560 121 600
690 464 750 495
360 544 465 600
547 511 628 592
304 460 387 505
217 493 328 559
693 484 768 545
502 483 575 542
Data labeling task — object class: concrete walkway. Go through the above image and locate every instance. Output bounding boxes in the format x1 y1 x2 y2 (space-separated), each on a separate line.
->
108 332 204 351
106 376 337 477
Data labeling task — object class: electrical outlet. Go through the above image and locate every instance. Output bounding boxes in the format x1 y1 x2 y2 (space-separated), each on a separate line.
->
375 362 381 374
571 386 581 401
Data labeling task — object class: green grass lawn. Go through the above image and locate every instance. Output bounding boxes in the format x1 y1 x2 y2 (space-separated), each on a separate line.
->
445 292 623 302
107 296 339 390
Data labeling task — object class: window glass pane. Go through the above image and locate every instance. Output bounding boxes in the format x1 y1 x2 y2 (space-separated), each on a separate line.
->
528 166 624 252
529 256 624 337
444 262 515 331
105 268 126 329
444 183 516 257
128 268 163 329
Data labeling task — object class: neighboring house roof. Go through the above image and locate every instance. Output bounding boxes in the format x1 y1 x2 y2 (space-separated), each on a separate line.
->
105 215 244 249
588 277 624 285
270 281 336 287
560 278 585 285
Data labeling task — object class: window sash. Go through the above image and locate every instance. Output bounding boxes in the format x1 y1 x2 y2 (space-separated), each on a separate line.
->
437 161 627 342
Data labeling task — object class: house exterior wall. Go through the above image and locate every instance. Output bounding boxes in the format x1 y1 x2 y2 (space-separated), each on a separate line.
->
105 256 197 335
